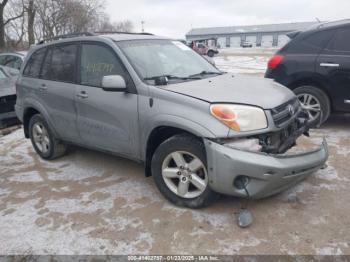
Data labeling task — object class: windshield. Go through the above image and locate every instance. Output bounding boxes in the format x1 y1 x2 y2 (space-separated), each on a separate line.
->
117 39 220 84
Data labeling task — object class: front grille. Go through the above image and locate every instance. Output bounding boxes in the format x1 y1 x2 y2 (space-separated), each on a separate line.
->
271 98 301 127
0 95 16 114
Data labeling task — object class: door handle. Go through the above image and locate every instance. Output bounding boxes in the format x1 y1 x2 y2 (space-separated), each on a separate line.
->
39 84 47 91
77 91 88 99
320 63 340 67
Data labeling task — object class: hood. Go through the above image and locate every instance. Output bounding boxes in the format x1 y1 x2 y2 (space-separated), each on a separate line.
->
165 73 295 109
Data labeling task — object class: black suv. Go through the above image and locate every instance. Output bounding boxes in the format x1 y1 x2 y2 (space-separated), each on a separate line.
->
265 19 350 126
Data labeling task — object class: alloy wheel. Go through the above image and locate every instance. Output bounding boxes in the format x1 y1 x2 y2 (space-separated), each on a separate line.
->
161 151 208 199
32 122 50 154
297 93 322 122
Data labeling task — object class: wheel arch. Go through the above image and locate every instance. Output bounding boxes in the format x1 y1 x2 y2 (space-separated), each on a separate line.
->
144 126 203 177
23 107 40 138
288 76 333 111
22 102 58 139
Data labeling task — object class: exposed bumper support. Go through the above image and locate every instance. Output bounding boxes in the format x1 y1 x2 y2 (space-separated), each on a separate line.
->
204 138 328 199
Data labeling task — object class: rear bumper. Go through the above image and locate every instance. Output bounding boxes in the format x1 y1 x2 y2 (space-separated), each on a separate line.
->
204 138 328 199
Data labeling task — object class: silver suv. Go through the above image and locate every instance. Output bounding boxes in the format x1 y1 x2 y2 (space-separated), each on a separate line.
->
15 33 328 208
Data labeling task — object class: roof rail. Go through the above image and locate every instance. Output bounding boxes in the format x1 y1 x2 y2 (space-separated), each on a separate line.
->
36 31 155 45
37 32 95 45
94 31 154 36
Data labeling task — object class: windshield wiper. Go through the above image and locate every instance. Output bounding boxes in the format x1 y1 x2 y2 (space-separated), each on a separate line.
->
188 71 224 78
144 74 200 81
144 74 201 85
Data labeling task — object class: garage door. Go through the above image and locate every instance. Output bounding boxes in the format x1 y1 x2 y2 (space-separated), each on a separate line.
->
261 35 274 47
217 37 227 49
245 35 257 47
278 35 290 47
230 36 241 47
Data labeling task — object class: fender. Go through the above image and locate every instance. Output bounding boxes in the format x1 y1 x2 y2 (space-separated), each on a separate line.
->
23 97 60 139
140 114 217 160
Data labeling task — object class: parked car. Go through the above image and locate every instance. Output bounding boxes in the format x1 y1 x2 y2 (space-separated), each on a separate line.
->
241 41 253 48
192 42 219 57
15 33 328 208
265 19 350 127
0 66 18 128
0 51 27 70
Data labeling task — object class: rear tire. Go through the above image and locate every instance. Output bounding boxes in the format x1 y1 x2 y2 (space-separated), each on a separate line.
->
207 50 215 57
29 114 67 160
293 85 331 127
151 134 219 208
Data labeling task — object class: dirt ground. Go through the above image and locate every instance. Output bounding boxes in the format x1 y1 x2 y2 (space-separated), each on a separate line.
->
0 51 349 255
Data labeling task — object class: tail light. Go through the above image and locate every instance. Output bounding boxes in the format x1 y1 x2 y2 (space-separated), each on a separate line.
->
268 55 284 70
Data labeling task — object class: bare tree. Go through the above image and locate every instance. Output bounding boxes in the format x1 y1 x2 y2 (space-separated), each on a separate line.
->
25 0 35 45
0 0 24 50
97 16 134 33
0 0 135 50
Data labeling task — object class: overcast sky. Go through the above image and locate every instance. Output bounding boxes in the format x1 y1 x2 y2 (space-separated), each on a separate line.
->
106 0 350 38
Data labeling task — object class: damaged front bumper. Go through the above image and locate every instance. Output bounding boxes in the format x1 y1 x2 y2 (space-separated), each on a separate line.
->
204 138 328 199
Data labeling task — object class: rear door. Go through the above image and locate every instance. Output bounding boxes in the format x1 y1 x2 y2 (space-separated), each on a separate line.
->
38 43 81 141
275 29 335 87
317 27 350 111
75 42 139 157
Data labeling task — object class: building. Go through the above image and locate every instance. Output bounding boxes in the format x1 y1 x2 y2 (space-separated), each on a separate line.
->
186 22 319 48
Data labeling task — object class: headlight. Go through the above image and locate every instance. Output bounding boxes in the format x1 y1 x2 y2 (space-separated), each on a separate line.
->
210 104 267 132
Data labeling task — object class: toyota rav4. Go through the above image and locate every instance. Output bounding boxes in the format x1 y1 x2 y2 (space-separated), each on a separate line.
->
15 32 328 208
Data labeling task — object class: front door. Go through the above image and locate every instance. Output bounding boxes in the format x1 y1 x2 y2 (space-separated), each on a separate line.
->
75 43 139 157
317 26 350 111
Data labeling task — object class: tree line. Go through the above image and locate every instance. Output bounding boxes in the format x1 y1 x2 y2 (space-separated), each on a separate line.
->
0 0 134 51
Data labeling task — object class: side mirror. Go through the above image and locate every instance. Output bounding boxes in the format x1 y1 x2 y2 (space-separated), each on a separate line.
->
102 75 127 92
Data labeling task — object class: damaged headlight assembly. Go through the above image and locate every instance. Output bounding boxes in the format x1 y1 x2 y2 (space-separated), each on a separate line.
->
210 104 266 152
210 104 267 132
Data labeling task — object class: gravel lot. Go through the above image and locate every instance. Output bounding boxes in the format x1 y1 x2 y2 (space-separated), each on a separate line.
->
0 49 349 255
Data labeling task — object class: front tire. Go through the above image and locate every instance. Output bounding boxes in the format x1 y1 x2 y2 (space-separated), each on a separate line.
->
151 134 219 208
29 114 67 160
294 86 331 127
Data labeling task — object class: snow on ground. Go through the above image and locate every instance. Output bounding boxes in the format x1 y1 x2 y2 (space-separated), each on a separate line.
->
218 47 278 56
0 49 350 255
213 47 274 75
214 55 269 75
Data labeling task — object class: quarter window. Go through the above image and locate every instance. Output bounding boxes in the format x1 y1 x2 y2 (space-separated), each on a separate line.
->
23 48 46 78
80 44 127 87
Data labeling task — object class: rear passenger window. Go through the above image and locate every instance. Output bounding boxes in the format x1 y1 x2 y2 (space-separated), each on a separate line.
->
327 28 350 52
304 30 334 49
287 30 334 54
80 44 127 87
47 44 77 83
23 48 46 78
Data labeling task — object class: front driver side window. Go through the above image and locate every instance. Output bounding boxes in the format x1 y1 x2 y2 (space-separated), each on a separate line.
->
80 44 128 87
